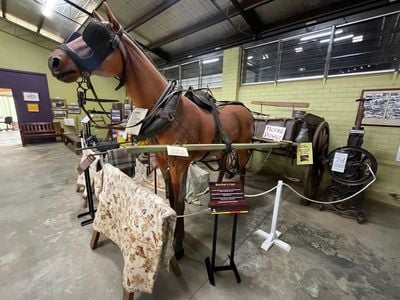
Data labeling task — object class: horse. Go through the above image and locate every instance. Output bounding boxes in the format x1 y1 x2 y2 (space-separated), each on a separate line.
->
48 3 254 258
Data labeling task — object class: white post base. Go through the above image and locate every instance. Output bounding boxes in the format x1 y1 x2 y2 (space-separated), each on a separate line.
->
253 180 291 253
254 229 291 252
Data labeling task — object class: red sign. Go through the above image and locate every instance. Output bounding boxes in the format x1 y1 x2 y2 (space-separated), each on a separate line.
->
209 182 247 214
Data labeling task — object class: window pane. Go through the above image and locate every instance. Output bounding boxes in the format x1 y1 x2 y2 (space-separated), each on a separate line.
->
164 66 179 81
279 33 329 80
242 42 278 83
329 15 400 75
181 62 200 89
201 56 223 88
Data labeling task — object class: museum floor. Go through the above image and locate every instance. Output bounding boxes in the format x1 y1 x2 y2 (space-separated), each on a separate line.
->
0 142 399 300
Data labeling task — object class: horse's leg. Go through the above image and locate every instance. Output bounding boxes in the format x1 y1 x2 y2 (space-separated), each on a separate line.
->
217 153 227 182
156 155 175 208
237 149 251 186
168 160 190 259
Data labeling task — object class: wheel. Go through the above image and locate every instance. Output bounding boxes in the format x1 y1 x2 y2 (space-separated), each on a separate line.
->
327 147 377 186
304 121 330 198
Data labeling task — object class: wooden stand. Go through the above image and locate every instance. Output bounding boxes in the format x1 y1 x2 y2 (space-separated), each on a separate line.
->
90 230 182 300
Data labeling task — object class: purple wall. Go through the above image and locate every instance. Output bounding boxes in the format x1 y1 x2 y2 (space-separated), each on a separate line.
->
0 68 52 123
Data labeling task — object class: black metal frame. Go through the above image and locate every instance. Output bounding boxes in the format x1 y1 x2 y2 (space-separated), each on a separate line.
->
205 214 241 286
77 167 97 226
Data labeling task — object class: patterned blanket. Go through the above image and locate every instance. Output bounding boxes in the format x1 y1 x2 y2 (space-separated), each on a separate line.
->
93 164 176 293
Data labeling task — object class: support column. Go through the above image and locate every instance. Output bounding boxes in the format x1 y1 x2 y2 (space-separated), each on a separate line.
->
221 47 242 101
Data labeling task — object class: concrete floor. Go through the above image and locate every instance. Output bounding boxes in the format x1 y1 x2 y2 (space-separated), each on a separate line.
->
0 142 399 300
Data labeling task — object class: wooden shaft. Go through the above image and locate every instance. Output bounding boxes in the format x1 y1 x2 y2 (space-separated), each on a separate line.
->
125 142 291 154
251 101 310 108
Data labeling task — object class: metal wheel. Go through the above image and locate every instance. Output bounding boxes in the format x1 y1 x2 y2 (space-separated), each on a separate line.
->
304 121 330 199
327 146 377 186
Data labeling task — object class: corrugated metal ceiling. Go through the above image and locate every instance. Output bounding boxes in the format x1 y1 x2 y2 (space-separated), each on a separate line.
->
0 0 397 64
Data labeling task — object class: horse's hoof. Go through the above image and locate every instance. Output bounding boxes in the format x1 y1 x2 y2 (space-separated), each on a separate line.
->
175 248 185 260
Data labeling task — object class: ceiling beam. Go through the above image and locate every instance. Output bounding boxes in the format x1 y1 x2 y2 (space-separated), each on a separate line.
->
1 0 7 18
136 40 170 62
36 15 45 33
230 0 264 35
147 0 273 49
126 0 180 32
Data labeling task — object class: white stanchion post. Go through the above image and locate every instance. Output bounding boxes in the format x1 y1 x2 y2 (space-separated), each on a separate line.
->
254 180 291 252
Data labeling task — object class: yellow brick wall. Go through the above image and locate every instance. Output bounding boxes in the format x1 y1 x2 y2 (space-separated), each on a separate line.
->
220 47 400 206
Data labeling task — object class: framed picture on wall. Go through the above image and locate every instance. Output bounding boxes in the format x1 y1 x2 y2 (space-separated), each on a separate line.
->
361 89 400 127
23 91 40 102
53 109 67 119
51 98 66 109
67 104 81 114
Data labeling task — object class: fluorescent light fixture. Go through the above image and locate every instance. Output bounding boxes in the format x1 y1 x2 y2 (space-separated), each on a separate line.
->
300 29 343 41
203 58 219 64
215 47 221 50
320 34 354 43
262 54 269 59
43 0 56 17
187 55 193 58
295 47 303 53
247 56 253 60
352 35 363 43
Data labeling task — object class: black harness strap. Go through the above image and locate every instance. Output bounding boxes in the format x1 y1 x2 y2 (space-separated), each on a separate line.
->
184 87 232 152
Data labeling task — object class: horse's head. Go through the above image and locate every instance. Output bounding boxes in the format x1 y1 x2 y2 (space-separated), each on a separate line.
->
48 3 123 82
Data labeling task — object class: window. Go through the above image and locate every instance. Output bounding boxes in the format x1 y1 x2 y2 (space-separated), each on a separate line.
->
201 56 223 88
330 15 400 76
241 12 400 83
279 31 330 80
159 53 223 89
242 42 278 83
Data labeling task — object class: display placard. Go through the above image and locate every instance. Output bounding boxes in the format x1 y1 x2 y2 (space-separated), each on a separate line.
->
331 152 348 173
126 107 148 135
209 182 247 214
77 155 96 175
167 145 189 157
262 125 286 141
296 143 313 165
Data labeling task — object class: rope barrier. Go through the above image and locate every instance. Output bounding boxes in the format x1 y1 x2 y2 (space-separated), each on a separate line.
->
245 186 277 198
174 165 376 217
282 164 376 205
176 208 211 218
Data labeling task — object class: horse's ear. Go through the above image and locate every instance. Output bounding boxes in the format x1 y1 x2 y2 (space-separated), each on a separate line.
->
103 2 120 32
92 10 104 21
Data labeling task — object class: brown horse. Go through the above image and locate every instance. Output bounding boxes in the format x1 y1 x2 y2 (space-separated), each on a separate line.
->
48 3 253 258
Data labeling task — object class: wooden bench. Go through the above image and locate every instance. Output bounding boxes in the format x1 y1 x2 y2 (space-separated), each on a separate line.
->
20 122 64 146
63 132 82 154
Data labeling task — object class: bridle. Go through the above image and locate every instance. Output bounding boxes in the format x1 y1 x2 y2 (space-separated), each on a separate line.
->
58 19 127 127
58 18 183 140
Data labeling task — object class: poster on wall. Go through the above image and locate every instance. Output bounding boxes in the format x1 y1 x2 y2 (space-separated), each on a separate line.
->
51 98 66 109
23 91 40 102
67 104 81 114
26 103 39 112
53 109 67 119
362 89 400 127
